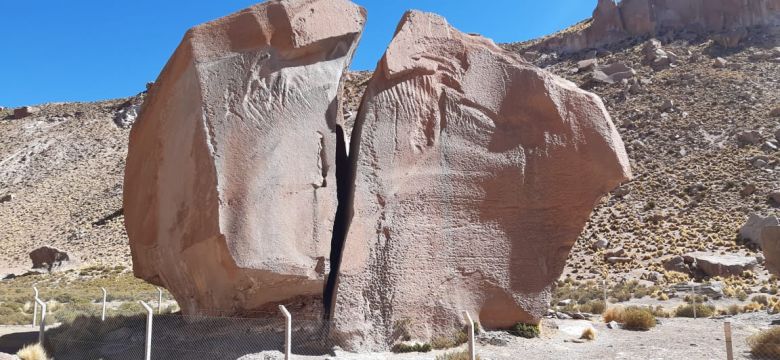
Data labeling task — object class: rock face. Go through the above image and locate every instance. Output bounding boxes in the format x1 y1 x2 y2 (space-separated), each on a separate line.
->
330 11 631 351
539 0 780 53
13 106 40 119
123 0 365 315
687 252 758 277
29 246 70 271
762 226 780 276
739 213 779 247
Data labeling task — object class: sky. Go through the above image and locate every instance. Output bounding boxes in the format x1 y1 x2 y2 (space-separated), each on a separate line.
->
0 1 596 107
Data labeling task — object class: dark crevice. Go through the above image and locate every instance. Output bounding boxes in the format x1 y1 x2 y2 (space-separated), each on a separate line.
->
323 124 354 319
93 208 124 227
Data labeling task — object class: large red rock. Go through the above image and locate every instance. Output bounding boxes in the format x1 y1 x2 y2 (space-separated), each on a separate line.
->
330 11 631 351
540 0 780 53
123 0 365 315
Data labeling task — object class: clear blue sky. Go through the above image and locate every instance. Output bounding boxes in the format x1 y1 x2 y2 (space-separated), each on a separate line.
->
0 1 595 107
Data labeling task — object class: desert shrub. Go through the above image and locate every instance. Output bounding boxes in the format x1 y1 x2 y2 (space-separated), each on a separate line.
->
580 300 606 314
621 307 656 331
435 350 481 360
392 342 431 353
430 322 476 349
603 306 624 323
747 327 780 358
674 303 716 318
742 302 764 313
580 327 597 340
751 294 769 305
727 304 742 315
650 305 671 318
16 343 49 360
603 306 656 330
510 323 540 338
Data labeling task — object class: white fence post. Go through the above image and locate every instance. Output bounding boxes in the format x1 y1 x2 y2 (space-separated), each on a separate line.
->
462 311 475 360
724 321 734 360
101 287 107 321
139 301 154 360
32 286 39 328
34 297 46 344
157 287 163 314
279 305 291 360
692 285 697 320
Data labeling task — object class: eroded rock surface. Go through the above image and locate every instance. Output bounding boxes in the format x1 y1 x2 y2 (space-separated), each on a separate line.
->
331 11 631 351
123 0 365 315
539 0 780 53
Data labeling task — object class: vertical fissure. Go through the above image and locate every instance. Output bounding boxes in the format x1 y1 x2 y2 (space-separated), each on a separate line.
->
323 124 354 319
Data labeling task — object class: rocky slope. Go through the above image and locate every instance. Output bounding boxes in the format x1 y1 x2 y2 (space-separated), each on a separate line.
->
505 25 780 286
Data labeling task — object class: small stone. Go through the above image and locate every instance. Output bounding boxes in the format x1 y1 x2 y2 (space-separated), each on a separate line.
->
604 247 626 258
577 58 598 72
593 238 609 250
771 107 780 117
740 183 756 197
714 57 728 68
0 194 13 203
769 191 780 203
736 130 762 147
607 256 632 264
762 141 778 152
13 106 40 119
659 99 674 112
607 321 619 329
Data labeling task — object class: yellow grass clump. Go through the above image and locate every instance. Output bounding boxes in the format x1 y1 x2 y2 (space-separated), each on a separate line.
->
580 327 597 340
748 327 780 358
17 343 49 360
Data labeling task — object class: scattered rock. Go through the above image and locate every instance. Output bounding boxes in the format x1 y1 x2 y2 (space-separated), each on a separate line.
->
604 247 626 258
607 321 619 329
29 246 70 272
13 106 40 119
714 57 728 68
0 193 13 203
740 183 756 197
592 62 636 84
670 283 724 299
663 256 691 274
771 107 780 117
688 252 757 277
113 96 143 128
478 331 512 347
592 237 609 250
739 214 780 247
607 256 632 264
577 58 598 72
769 191 780 204
558 299 573 306
736 130 762 147
659 99 674 112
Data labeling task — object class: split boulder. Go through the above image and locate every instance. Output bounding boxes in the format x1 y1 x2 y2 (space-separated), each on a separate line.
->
29 246 70 271
330 10 631 351
123 0 365 315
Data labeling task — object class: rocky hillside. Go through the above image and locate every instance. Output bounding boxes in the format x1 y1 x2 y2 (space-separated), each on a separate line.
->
0 8 778 292
505 25 780 285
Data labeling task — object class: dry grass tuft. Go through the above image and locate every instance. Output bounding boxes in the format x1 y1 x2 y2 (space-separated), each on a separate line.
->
435 350 482 360
580 326 597 340
17 343 49 360
602 306 656 330
748 327 780 358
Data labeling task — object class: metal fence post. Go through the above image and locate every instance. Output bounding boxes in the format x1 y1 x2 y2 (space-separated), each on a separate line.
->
462 311 476 360
724 322 733 360
692 285 697 320
279 305 291 360
101 287 107 321
139 301 154 360
157 287 163 314
32 286 39 328
34 297 46 343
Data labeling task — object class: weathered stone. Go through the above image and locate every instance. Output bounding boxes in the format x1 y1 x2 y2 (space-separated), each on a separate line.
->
688 252 757 277
714 57 728 68
739 214 780 247
712 28 748 48
0 193 13 203
123 0 366 315
769 191 780 203
331 11 630 351
13 106 40 119
663 255 691 274
29 246 69 271
771 107 780 117
736 130 763 147
592 62 636 84
536 0 780 53
761 226 780 276
577 58 598 72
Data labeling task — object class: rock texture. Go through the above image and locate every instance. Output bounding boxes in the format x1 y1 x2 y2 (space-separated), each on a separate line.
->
762 226 780 276
537 0 780 53
739 213 779 247
687 252 758 277
330 11 631 350
123 0 365 315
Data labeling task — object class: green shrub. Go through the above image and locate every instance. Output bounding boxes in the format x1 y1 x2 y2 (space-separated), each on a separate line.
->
621 307 657 331
510 323 539 338
674 304 716 318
